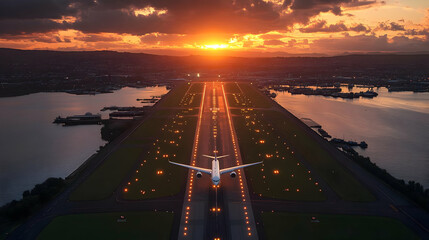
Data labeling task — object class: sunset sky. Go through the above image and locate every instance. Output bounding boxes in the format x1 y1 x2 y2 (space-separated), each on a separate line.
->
0 0 428 56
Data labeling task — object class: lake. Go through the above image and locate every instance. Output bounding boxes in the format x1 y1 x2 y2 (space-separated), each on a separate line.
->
0 86 169 206
272 87 429 189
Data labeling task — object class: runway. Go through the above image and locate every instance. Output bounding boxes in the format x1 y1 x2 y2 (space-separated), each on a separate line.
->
178 82 258 239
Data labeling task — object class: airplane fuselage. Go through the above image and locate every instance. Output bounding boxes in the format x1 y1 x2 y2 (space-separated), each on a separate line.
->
211 159 220 185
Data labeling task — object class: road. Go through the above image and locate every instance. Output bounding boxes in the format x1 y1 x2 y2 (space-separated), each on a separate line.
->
177 82 258 240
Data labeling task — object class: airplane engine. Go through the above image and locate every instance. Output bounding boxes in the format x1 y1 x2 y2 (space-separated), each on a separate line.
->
196 171 202 178
230 171 237 178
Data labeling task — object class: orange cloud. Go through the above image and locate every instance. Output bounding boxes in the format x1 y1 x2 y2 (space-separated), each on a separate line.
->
0 0 428 55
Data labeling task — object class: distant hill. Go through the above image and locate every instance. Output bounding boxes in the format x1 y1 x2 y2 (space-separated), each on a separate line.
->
0 48 428 76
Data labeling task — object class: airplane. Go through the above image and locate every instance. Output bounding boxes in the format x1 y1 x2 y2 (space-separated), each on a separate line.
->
169 153 262 186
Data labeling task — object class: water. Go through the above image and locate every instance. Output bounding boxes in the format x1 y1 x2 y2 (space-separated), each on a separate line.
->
273 87 429 189
0 86 168 205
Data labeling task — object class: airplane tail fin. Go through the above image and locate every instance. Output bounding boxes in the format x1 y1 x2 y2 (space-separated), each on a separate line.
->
202 154 229 160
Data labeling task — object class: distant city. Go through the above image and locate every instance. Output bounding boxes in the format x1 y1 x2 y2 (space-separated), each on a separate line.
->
1 48 428 98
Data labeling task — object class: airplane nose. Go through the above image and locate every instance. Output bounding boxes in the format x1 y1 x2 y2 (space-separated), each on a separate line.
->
212 176 220 185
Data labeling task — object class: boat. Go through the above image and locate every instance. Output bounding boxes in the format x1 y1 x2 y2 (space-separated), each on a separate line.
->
53 112 102 125
361 91 378 98
359 141 368 148
109 111 144 117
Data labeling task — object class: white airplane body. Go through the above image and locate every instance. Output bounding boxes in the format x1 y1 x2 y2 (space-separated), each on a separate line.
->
169 154 262 186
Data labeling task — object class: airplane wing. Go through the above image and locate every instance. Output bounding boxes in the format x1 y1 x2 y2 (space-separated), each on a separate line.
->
169 161 212 174
219 161 263 175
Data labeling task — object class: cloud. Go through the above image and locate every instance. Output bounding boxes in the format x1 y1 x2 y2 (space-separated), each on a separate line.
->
264 39 285 46
0 0 91 20
313 34 429 52
350 23 370 32
259 33 285 40
0 19 68 35
377 21 405 31
75 34 122 42
288 39 297 47
405 29 429 37
0 0 379 35
300 20 370 33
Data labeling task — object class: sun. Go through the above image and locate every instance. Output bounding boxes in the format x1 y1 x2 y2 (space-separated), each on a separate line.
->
200 44 229 50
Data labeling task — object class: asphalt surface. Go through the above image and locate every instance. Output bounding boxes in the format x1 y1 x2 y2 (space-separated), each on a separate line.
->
177 82 258 240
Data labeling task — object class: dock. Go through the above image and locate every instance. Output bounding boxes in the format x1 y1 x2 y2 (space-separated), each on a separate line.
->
301 118 321 128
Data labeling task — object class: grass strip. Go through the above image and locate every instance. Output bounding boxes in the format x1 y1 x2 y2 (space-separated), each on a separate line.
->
38 211 173 240
262 212 418 240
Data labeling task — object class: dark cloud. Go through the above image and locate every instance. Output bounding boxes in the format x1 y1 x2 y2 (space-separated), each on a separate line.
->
343 0 377 8
377 21 406 31
289 0 376 15
0 19 68 35
349 23 370 32
300 20 370 33
75 34 122 42
0 0 93 20
0 0 378 35
313 34 429 52
405 29 429 37
72 0 283 35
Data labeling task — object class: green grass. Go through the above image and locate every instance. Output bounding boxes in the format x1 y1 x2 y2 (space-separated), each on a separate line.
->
238 83 273 108
123 116 170 145
187 94 202 108
178 83 204 108
189 82 204 93
37 211 173 240
69 147 144 201
121 85 200 200
233 110 325 201
226 93 245 108
123 117 197 199
230 108 242 115
224 82 241 93
261 212 418 240
263 110 375 201
0 221 20 240
158 82 190 108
